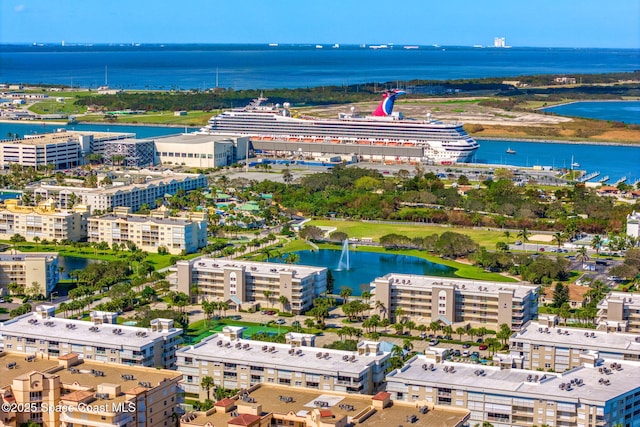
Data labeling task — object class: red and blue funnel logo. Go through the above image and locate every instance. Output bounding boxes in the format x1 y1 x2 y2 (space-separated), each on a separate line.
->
372 90 406 116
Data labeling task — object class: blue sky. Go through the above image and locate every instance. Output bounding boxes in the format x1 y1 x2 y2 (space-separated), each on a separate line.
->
1 0 639 48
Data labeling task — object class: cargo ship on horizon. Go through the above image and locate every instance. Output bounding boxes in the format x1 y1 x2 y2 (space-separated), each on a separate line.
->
198 90 479 164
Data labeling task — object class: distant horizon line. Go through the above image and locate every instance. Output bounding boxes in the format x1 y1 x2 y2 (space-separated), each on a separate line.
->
1 42 638 50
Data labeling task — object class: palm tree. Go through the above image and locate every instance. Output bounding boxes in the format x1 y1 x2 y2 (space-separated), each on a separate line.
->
394 306 405 324
284 253 299 264
591 234 603 260
200 376 215 401
33 236 40 250
552 231 566 250
278 295 289 313
339 287 352 304
576 246 590 264
517 227 530 244
304 318 315 333
375 301 387 319
455 326 467 341
263 290 272 308
402 339 414 351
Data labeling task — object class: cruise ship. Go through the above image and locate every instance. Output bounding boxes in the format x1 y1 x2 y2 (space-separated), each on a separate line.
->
199 90 479 164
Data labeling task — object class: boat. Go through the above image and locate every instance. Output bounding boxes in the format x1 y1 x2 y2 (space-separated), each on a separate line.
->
506 148 516 154
572 162 580 168
198 91 479 163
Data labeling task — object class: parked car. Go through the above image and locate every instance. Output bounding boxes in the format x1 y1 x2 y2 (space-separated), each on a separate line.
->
479 344 488 350
420 332 427 339
462 343 472 349
452 349 461 357
462 350 471 357
428 339 439 346
471 351 480 358
275 319 286 325
291 321 300 327
476 338 484 343
515 240 522 245
266 310 276 315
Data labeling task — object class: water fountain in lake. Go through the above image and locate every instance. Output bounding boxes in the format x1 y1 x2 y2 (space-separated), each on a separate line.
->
336 239 351 271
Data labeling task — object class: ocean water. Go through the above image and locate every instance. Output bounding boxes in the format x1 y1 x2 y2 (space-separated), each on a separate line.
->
1 44 638 90
542 101 640 124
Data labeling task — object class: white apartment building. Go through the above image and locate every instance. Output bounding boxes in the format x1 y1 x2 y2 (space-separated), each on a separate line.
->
386 354 640 427
176 258 327 313
0 253 59 298
0 133 81 169
0 305 183 368
371 274 539 330
177 327 390 398
155 133 251 168
0 198 89 242
28 170 207 213
510 316 640 372
597 291 640 333
627 211 640 239
88 206 207 254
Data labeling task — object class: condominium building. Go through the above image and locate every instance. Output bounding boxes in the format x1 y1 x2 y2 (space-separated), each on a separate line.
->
0 199 89 242
0 305 183 368
179 384 470 427
371 274 539 330
176 327 390 397
627 211 640 239
0 253 59 298
511 318 640 372
0 352 182 427
386 353 640 427
88 206 207 254
28 170 207 213
176 259 327 313
155 133 251 168
597 291 640 333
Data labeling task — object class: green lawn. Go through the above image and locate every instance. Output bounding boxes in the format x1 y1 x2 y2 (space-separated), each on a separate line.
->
307 219 540 248
4 242 199 270
79 111 213 126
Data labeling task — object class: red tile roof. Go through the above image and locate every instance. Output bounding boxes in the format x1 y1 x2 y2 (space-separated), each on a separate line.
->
319 409 334 418
215 397 236 407
372 391 391 401
229 413 260 426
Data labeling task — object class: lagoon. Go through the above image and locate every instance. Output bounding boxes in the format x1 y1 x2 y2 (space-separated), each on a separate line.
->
273 249 455 296
58 256 96 279
541 100 640 124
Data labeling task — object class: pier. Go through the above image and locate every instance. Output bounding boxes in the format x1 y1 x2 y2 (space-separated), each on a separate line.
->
613 176 627 186
577 171 600 183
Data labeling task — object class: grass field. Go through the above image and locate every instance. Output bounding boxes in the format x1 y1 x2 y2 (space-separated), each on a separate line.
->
307 219 549 247
79 111 213 126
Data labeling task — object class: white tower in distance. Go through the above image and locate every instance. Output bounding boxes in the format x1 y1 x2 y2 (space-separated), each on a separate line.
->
494 37 506 48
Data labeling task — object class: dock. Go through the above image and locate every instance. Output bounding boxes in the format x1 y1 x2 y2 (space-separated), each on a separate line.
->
598 176 609 183
613 176 627 186
577 171 600 183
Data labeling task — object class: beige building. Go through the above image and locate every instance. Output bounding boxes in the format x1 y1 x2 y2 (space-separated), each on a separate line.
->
176 327 390 397
179 384 469 427
0 305 183 369
0 352 182 427
597 291 640 333
176 258 327 314
510 315 640 372
371 274 539 330
155 133 251 168
0 133 81 169
0 253 59 298
386 353 640 427
88 206 207 254
0 199 89 242
28 170 208 213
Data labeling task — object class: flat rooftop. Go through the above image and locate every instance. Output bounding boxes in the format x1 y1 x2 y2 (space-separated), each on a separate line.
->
184 384 468 427
0 252 57 262
178 333 388 376
388 355 640 405
598 291 640 310
187 258 326 279
373 273 538 299
2 130 134 146
0 313 182 349
91 213 195 226
513 322 640 353
0 352 181 391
